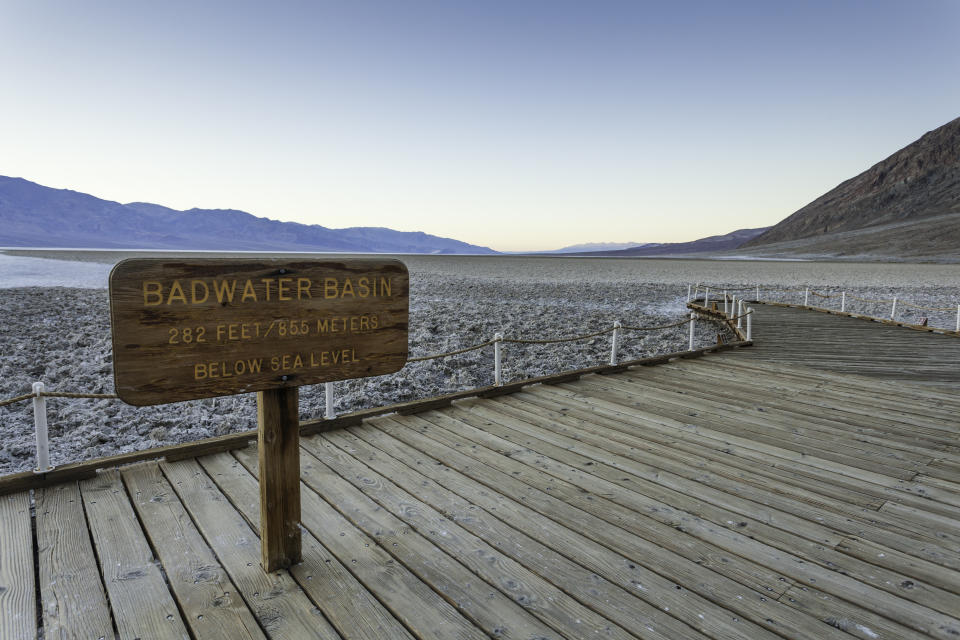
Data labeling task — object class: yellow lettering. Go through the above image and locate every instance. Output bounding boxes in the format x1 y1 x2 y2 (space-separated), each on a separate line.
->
190 280 209 304
278 277 292 300
167 280 187 305
371 315 378 329
324 278 339 299
341 278 354 297
270 356 280 371
317 318 330 333
357 277 370 297
297 278 312 299
247 358 262 373
261 278 274 301
194 364 207 379
143 281 163 306
241 279 256 302
213 279 237 303
380 277 391 297
293 354 303 369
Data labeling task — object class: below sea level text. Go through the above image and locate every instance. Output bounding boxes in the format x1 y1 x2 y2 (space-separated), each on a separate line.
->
193 349 360 380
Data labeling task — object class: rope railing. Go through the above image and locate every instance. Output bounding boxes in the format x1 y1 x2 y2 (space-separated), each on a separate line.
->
2 305 736 474
691 281 960 332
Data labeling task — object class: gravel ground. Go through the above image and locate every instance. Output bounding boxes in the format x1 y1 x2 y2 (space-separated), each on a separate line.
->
1 253 958 474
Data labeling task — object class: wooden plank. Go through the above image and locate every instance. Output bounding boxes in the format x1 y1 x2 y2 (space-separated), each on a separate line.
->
225 448 488 640
121 462 266 640
834 536 960 596
378 414 858 640
496 391 886 511
527 384 960 564
294 435 619 640
571 375 923 479
258 387 301 572
79 469 190 639
0 492 36 640
109 258 410 405
646 360 960 444
649 356 960 436
234 447 564 640
159 458 343 640
778 584 929 640
669 357 960 424
198 452 426 640
35 482 114 640
497 391 960 554
319 427 710 640
583 372 936 478
438 403 960 620
531 381 959 513
732 303 960 388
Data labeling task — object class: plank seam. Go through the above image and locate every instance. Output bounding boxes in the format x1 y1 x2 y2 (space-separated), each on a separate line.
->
116 468 196 640
222 448 428 640
76 479 122 640
155 460 275 640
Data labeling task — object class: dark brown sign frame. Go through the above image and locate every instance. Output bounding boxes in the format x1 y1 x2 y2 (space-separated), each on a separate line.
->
108 258 409 406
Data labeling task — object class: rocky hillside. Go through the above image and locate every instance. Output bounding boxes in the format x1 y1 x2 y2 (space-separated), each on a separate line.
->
742 116 960 256
0 176 496 254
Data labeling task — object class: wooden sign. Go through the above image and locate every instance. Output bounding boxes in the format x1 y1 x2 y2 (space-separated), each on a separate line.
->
109 258 409 405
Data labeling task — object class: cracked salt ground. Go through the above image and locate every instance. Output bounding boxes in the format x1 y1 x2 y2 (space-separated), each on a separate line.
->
0 279 710 473
3 253 959 474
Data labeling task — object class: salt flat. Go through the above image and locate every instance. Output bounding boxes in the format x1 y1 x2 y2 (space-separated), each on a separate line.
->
0 249 957 474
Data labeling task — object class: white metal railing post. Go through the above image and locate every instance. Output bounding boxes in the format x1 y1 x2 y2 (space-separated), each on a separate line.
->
804 288 809 306
891 297 898 320
746 308 753 341
609 321 621 365
956 304 960 332
32 382 51 473
723 290 728 315
841 291 846 312
494 333 503 386
688 312 696 351
687 284 692 302
704 287 710 307
737 299 744 329
756 285 760 302
325 381 336 419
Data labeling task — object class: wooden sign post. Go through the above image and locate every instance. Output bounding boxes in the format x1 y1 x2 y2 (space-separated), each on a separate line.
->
109 258 409 571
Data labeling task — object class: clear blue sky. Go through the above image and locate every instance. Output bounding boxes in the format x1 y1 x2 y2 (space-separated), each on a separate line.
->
2 0 958 251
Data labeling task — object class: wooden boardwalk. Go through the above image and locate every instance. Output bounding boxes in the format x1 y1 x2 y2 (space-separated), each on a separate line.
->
3 340 960 639
739 302 960 388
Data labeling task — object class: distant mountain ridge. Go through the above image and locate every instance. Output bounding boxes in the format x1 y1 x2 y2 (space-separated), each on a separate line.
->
742 116 960 258
547 241 653 253
0 176 497 254
577 227 769 256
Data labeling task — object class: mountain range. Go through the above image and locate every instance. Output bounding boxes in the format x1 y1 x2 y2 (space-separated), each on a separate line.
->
0 176 495 254
3 115 957 259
